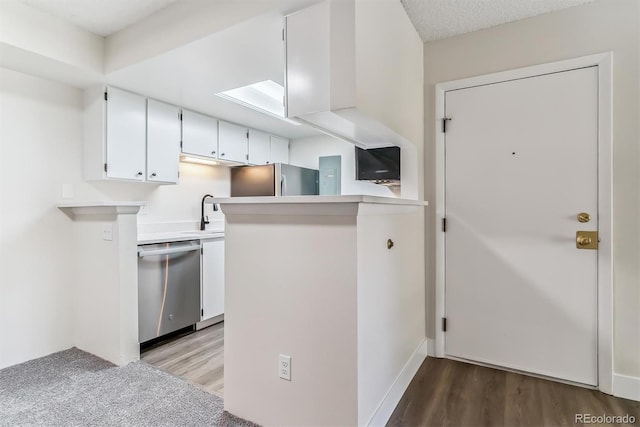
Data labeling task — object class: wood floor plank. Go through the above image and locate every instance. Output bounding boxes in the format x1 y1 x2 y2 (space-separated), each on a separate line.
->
141 326 638 426
141 321 225 397
388 357 639 427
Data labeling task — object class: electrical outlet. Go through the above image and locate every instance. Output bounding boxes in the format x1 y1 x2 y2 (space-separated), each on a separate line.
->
279 354 291 381
102 224 113 241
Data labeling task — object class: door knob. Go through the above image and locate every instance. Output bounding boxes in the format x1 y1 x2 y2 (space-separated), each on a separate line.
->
577 235 591 246
576 231 598 250
577 212 591 223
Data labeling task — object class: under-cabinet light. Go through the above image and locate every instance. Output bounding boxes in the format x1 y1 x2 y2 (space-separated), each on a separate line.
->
180 155 220 166
217 80 300 126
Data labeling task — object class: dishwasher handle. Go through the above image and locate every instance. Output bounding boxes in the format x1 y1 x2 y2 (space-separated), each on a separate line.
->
138 243 201 258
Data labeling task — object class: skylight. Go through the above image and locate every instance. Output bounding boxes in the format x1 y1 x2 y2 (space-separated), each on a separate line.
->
217 80 300 126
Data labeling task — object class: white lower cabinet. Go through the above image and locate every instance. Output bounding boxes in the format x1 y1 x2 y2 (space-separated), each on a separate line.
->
201 238 224 321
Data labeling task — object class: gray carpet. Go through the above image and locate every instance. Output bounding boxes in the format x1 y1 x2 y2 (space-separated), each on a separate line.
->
0 348 257 427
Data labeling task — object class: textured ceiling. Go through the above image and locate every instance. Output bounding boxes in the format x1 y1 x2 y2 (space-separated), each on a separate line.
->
400 0 593 42
16 0 596 40
14 0 178 36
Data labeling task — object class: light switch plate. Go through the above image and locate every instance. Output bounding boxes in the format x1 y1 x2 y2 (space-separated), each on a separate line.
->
62 184 74 199
102 224 113 241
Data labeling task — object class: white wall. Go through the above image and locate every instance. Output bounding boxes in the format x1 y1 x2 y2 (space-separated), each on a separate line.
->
355 0 424 200
105 0 318 73
289 135 397 197
356 204 425 424
74 163 230 232
422 0 640 378
0 67 78 369
224 211 359 426
0 67 231 369
0 0 104 87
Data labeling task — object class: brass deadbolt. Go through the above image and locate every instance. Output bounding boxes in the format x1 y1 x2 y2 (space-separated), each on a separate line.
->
387 239 394 250
577 212 591 223
576 231 598 250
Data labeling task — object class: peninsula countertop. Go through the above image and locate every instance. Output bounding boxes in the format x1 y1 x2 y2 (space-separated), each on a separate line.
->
206 195 428 206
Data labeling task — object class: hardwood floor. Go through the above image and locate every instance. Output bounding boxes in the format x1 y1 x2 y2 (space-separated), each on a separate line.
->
141 326 637 426
388 357 639 427
141 321 224 397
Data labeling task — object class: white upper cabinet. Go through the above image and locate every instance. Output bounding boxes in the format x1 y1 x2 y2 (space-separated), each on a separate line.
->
147 99 180 184
105 87 146 181
182 110 218 159
218 121 248 164
284 0 423 149
270 136 289 164
248 129 271 165
83 86 180 184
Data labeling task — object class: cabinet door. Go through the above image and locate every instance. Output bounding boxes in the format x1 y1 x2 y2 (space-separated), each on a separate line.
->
182 110 218 158
218 121 248 164
147 99 180 183
270 136 290 164
202 239 224 320
106 87 146 180
248 129 271 165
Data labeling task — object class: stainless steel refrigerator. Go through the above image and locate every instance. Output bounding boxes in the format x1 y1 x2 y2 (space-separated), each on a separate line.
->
230 164 319 197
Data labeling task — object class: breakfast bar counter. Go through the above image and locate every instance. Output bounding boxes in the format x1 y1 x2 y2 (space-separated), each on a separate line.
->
217 195 428 426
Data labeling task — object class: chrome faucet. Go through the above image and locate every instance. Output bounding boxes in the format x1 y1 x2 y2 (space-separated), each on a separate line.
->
200 194 218 230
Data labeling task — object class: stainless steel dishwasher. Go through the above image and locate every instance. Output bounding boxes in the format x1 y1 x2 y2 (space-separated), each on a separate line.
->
137 240 201 343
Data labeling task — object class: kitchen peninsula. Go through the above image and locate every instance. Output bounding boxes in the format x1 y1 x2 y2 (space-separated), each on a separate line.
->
214 195 428 426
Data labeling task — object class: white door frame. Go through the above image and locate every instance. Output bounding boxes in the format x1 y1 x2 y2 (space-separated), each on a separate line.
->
434 52 613 393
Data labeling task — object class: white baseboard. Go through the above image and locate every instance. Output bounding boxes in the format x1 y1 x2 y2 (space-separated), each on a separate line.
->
366 338 429 427
613 373 640 401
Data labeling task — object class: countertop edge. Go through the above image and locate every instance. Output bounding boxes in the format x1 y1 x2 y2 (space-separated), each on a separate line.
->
207 195 428 206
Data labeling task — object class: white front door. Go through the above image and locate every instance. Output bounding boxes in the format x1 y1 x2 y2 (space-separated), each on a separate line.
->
444 67 599 386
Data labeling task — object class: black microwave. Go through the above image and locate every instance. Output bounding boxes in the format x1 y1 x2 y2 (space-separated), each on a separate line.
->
355 146 401 183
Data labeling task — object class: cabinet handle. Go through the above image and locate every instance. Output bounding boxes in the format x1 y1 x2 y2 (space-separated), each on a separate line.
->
212 151 216 155
150 173 157 177
221 153 226 156
137 171 143 176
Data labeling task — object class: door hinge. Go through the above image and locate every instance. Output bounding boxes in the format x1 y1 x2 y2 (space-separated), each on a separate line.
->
177 171 180 178
246 153 249 161
179 112 182 120
246 130 249 139
201 308 204 316
104 91 108 101
201 247 203 255
442 317 447 332
442 117 452 133
442 218 447 232
180 140 183 149
104 163 108 172
282 28 285 41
